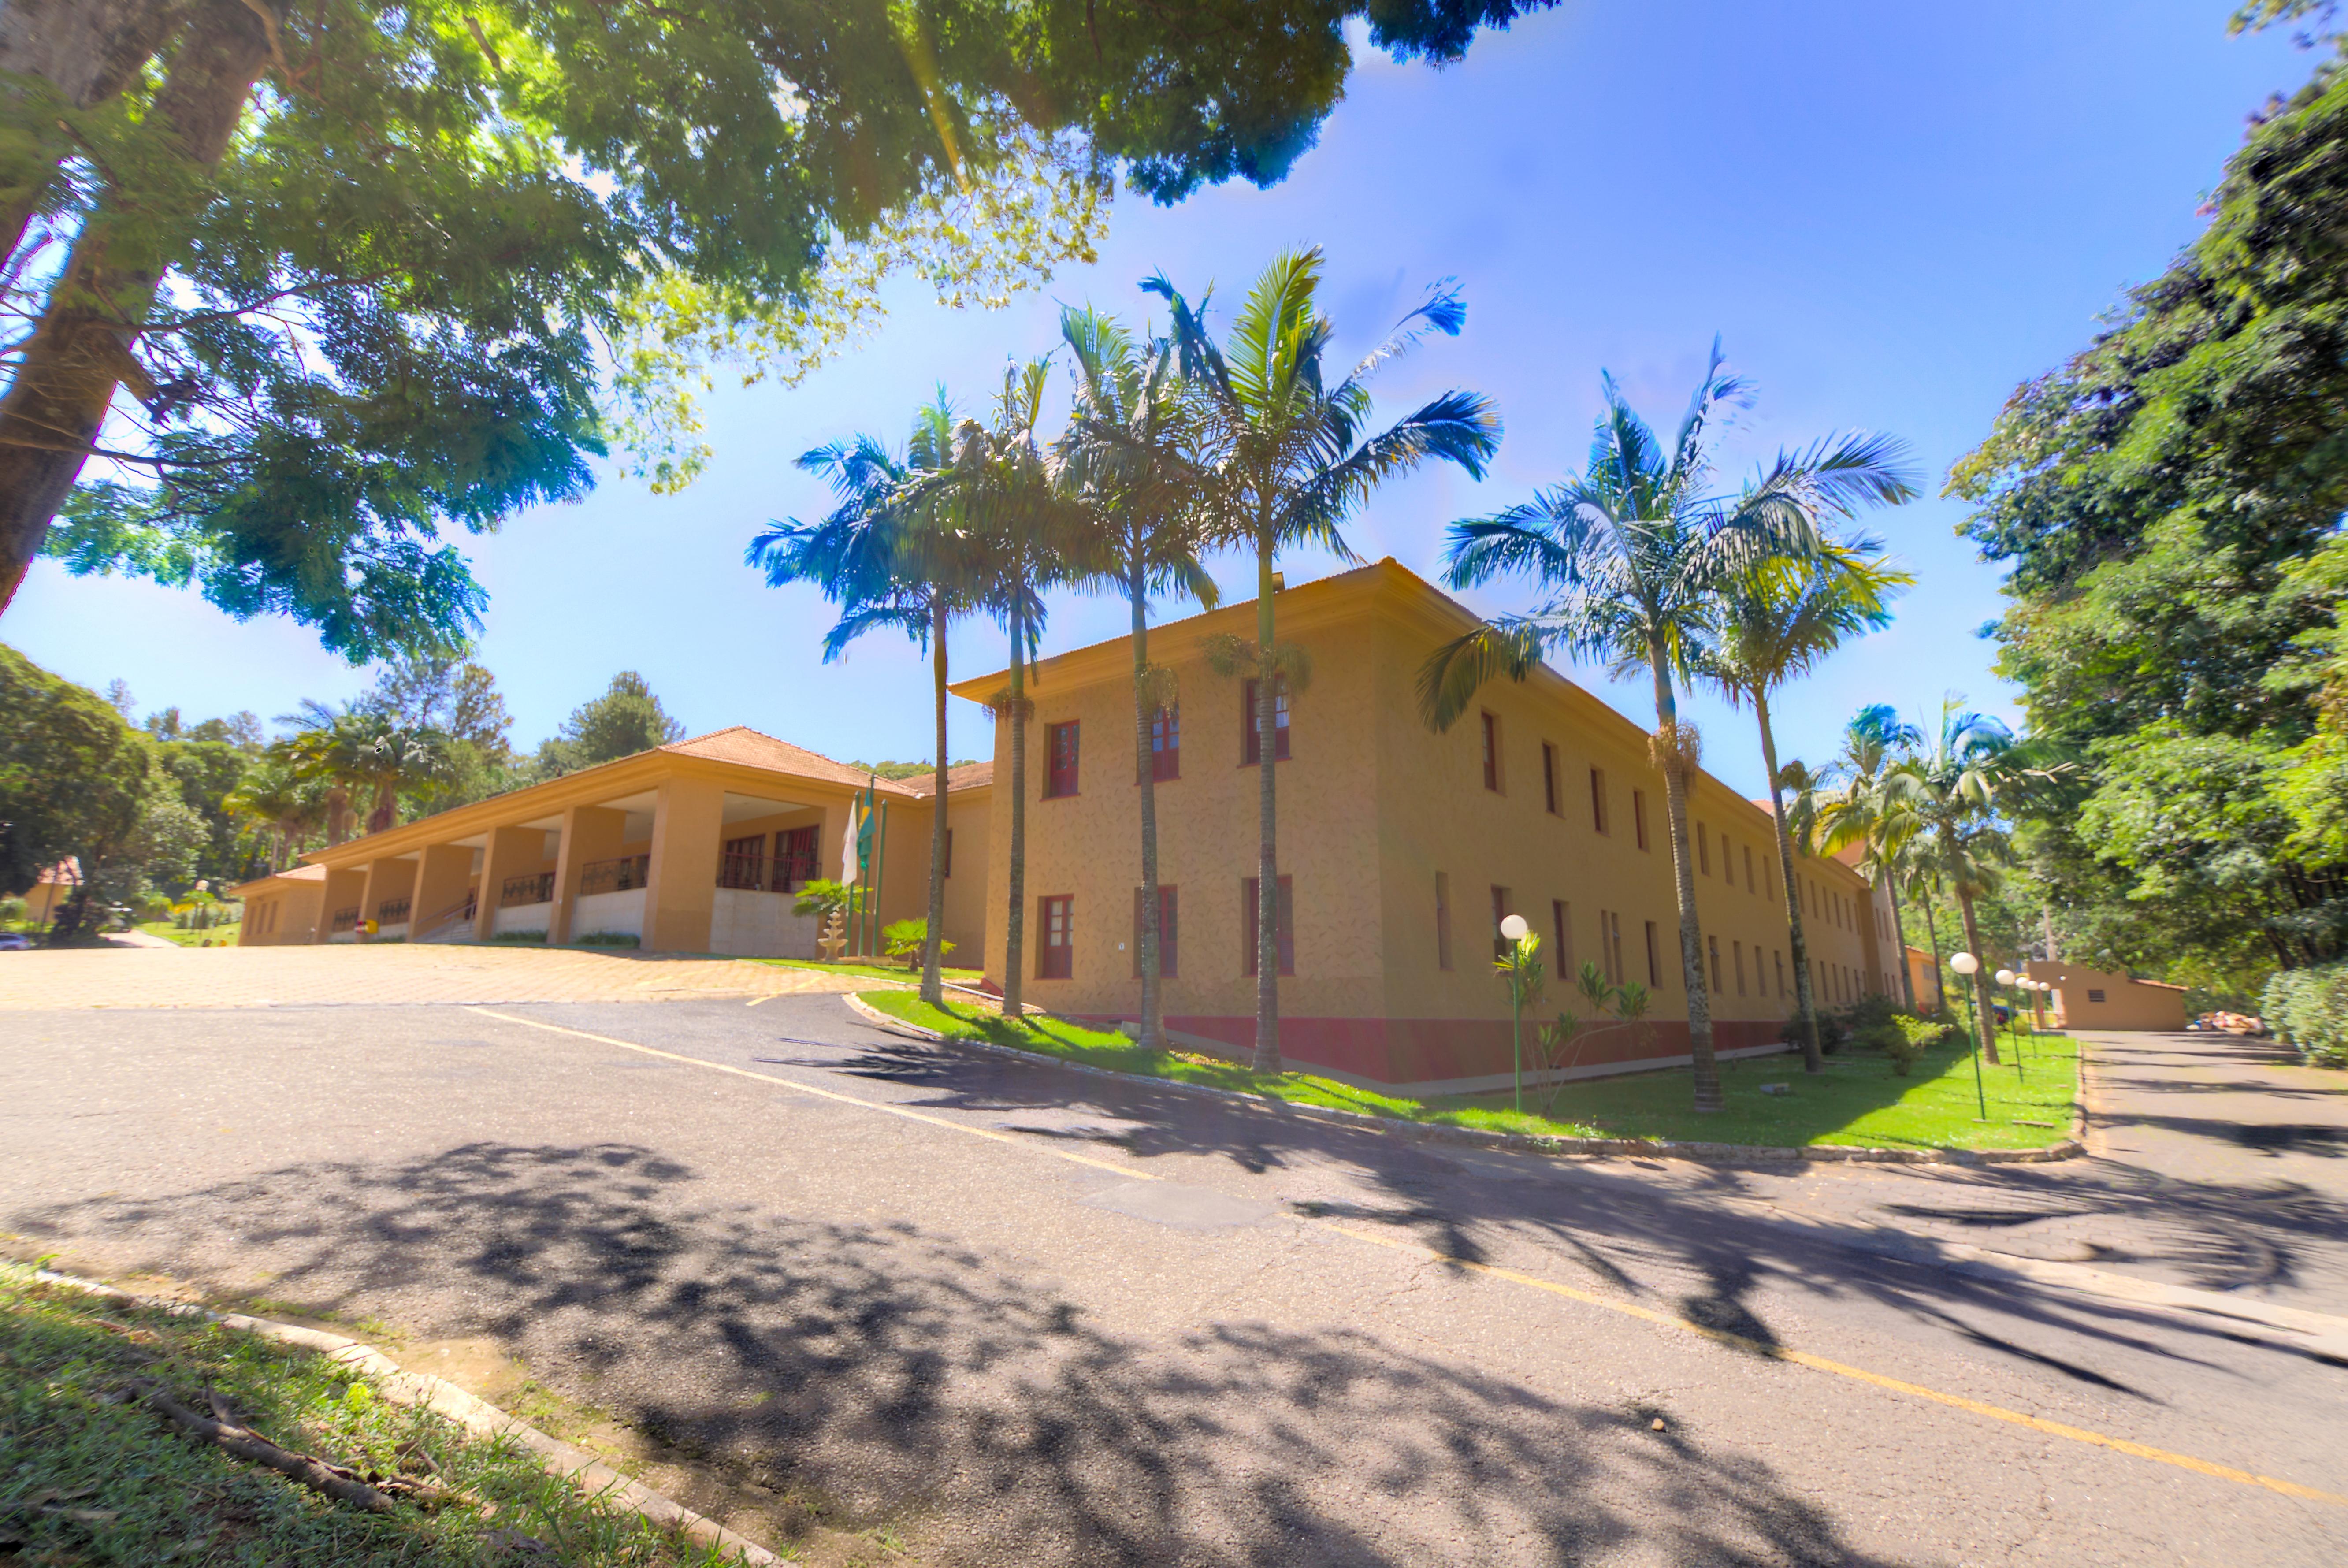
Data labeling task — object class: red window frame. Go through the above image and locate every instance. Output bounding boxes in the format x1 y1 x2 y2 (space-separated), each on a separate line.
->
777 825 819 891
1148 706 1180 782
1542 742 1560 815
1242 874 1294 976
1038 894 1074 978
1044 720 1080 799
1481 711 1501 792
1241 677 1290 765
1132 884 1178 977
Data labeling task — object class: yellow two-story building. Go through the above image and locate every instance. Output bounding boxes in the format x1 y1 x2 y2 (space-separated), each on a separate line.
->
950 559 1888 1093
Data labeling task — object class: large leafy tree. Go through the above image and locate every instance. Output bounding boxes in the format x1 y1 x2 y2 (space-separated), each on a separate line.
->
1418 344 1908 1113
3 0 1559 654
1151 247 1499 1073
1699 542 1913 1071
750 394 983 1004
0 643 153 925
535 672 687 777
1059 305 1221 1049
1946 33 2348 987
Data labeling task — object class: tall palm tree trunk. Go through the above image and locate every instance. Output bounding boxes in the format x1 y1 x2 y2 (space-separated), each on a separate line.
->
922 596 949 1007
1132 557 1167 1051
1001 600 1027 1018
1754 689 1823 1074
1652 651 1722 1112
1951 860 2002 1066
1883 871 1919 1014
1252 529 1281 1074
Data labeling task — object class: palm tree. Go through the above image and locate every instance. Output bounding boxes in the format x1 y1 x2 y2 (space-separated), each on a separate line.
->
352 718 450 833
1147 247 1501 1073
1885 700 2026 1065
1699 542 1914 1072
750 395 983 1006
1812 704 1928 1014
226 756 328 872
1058 305 1222 1050
1416 342 1910 1112
907 358 1088 1018
278 703 373 845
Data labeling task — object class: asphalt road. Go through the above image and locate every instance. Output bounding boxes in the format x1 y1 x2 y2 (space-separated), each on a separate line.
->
3 999 2343 1567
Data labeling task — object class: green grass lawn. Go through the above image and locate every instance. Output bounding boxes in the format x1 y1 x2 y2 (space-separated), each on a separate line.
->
766 958 984 985
856 990 2079 1152
1453 1029 2081 1152
135 919 241 947
0 1263 748 1565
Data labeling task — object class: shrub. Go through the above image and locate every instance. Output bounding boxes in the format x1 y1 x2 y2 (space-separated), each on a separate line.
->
486 929 547 944
2264 962 2348 1068
574 931 640 948
882 917 951 967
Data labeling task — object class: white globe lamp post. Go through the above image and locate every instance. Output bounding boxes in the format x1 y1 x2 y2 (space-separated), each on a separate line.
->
1498 914 1534 1114
1949 952 1988 1118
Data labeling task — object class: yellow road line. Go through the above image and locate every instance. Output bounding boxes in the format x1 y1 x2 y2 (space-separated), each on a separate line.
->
1319 1219 2347 1507
464 1007 1152 1180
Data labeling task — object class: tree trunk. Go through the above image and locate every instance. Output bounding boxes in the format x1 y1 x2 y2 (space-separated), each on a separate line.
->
0 0 181 262
1132 554 1165 1051
1954 875 2002 1066
1000 598 1026 1018
0 0 276 621
1884 869 1919 1014
1755 688 1822 1074
367 780 396 835
1652 649 1721 1112
1251 528 1280 1075
324 785 349 846
921 596 948 1007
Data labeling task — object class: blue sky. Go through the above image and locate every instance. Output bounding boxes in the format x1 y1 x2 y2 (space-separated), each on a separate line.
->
4 1 2316 795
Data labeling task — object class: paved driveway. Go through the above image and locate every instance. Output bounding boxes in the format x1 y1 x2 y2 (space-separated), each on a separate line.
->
0 943 883 1008
3 1002 2343 1566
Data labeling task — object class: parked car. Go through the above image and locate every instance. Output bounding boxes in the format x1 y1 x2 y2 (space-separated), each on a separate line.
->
0 933 35 951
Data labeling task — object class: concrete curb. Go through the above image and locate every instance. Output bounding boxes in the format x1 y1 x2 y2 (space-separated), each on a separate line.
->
841 994 2088 1167
28 1269 777 1566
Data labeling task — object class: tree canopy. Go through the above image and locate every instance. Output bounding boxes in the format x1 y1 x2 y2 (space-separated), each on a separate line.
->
3 0 1560 657
1946 41 2348 985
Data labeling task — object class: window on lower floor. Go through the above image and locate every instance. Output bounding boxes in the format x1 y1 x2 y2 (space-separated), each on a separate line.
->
1733 940 1747 996
1243 875 1295 976
1708 935 1723 992
938 827 953 881
1644 920 1661 988
780 825 820 890
720 834 766 891
1490 884 1513 961
1133 885 1178 978
1038 894 1073 978
1552 899 1572 974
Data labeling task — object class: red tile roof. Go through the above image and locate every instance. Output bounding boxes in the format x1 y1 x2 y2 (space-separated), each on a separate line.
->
660 727 925 797
900 761 994 797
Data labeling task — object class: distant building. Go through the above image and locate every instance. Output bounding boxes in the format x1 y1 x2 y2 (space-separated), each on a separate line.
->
22 859 80 922
2025 961 2188 1032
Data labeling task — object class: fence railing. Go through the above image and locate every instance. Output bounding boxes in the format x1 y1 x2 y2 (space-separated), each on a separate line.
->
717 852 768 892
500 873 555 908
330 907 359 934
581 854 650 897
376 897 412 926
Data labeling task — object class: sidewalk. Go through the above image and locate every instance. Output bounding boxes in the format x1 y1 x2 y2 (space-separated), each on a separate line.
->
0 944 884 1009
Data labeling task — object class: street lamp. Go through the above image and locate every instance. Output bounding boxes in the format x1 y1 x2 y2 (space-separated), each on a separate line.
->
1950 951 1988 1119
1994 968 2026 1080
1499 914 1532 1113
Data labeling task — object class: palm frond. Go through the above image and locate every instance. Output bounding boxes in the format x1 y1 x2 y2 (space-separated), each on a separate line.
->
1415 619 1546 732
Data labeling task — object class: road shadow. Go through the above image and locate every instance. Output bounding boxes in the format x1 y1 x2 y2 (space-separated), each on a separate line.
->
11 1141 1918 1568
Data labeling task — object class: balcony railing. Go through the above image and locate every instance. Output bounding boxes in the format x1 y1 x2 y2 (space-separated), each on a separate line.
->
717 851 768 892
581 854 650 897
500 872 555 908
330 907 359 934
376 897 412 926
